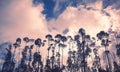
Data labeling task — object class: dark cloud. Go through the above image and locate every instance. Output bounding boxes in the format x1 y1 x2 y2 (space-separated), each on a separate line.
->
101 10 111 17
32 0 98 20
63 28 69 34
32 0 120 20
102 0 120 9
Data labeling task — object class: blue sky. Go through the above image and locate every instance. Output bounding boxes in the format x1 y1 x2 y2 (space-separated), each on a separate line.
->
32 0 120 20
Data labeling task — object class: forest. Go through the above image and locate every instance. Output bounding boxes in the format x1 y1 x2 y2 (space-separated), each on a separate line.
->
1 26 120 72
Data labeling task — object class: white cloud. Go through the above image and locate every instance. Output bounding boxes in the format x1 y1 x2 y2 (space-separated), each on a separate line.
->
0 0 49 43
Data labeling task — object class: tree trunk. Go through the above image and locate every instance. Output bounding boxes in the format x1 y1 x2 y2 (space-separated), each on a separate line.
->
105 46 112 72
62 48 63 66
82 41 86 72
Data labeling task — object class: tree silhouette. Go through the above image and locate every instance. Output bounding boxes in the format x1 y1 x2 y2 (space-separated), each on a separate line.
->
78 28 87 72
1 27 120 72
2 45 15 72
23 37 29 44
32 38 43 72
92 48 101 72
116 44 120 64
97 31 112 72
55 34 62 68
61 36 67 66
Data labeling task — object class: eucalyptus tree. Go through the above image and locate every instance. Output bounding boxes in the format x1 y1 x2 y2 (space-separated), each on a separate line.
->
67 36 73 50
45 46 51 72
15 37 33 72
73 34 82 72
50 38 56 71
1 44 15 72
34 38 42 52
67 51 73 72
115 44 120 64
45 34 55 68
45 34 61 72
45 34 53 72
23 37 29 45
14 38 22 67
115 44 120 71
60 36 67 66
27 44 34 72
97 31 112 72
78 28 87 72
113 61 120 72
14 38 22 58
92 48 101 72
12 38 22 71
32 38 43 72
55 34 62 68
45 34 53 59
84 35 91 58
16 46 29 72
73 28 92 72
55 34 62 51
83 35 92 72
75 28 91 72
46 34 52 46
23 37 35 72
66 36 74 72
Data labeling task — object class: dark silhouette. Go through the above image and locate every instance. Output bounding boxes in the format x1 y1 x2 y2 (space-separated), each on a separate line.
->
1 28 120 72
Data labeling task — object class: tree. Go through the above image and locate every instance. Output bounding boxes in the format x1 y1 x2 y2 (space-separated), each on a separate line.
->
116 44 120 64
97 31 112 72
2 44 15 72
32 38 43 72
60 36 67 66
23 37 29 44
92 48 101 72
78 28 87 72
35 38 42 52
55 34 62 68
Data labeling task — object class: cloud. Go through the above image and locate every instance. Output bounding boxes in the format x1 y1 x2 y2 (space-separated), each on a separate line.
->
48 7 106 36
0 0 49 43
102 0 120 9
32 0 98 20
47 0 120 36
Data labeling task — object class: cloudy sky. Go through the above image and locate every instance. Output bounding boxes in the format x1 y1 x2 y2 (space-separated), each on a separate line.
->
0 0 120 43
0 0 120 69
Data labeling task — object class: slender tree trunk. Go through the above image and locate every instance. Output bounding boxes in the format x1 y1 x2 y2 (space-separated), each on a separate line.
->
105 46 112 72
62 48 63 66
52 47 55 70
62 42 64 66
118 56 120 66
83 45 85 72
58 46 60 68
18 47 21 66
48 50 49 58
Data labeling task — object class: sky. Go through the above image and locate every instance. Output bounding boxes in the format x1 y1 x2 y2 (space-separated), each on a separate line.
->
0 0 120 69
0 0 120 43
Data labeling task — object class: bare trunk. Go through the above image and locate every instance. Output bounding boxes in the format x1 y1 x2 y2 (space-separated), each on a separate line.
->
58 46 60 68
105 46 112 72
62 48 63 66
